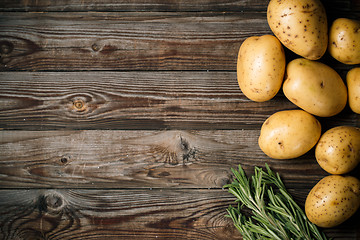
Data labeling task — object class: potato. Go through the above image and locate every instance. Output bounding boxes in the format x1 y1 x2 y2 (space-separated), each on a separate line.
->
237 35 286 102
258 110 321 159
267 0 327 60
305 175 360 228
329 18 360 65
347 67 360 114
283 58 347 117
316 126 360 174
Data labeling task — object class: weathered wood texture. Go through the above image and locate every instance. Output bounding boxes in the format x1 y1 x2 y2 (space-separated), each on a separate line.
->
0 0 359 13
0 189 242 240
0 12 271 71
0 130 337 189
0 189 359 240
0 130 359 238
0 72 358 130
1 0 360 239
0 0 267 12
1 11 359 72
0 71 285 130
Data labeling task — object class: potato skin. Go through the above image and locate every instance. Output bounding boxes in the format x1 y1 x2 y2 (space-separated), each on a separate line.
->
283 58 347 117
237 35 286 102
315 126 360 174
329 18 360 65
305 175 360 228
267 0 327 60
258 110 321 159
347 68 360 114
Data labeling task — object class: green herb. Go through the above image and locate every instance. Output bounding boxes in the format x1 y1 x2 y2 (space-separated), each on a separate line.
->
224 164 328 240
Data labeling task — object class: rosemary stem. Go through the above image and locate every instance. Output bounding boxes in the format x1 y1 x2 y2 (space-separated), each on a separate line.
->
224 164 328 240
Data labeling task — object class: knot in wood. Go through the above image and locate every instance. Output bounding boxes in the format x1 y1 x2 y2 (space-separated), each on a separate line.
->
0 40 14 54
39 191 66 214
46 194 63 209
91 43 100 52
72 99 87 112
180 136 197 164
60 156 69 164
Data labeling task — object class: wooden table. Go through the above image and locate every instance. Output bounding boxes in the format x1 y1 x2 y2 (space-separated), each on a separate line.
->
0 0 359 239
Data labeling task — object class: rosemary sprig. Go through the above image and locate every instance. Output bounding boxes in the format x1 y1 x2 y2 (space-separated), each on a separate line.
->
224 164 328 240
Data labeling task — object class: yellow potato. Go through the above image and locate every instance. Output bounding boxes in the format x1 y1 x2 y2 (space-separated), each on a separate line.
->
267 0 327 60
305 175 360 228
283 58 347 117
316 126 360 174
258 110 321 159
347 67 360 114
237 35 286 102
329 18 360 65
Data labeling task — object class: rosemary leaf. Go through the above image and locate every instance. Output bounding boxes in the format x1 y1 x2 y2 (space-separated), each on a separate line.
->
224 164 328 240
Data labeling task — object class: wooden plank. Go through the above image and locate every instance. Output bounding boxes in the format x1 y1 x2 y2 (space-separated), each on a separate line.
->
0 189 242 240
0 0 267 12
0 11 271 71
1 12 358 72
0 0 359 13
0 188 359 239
0 130 341 189
1 72 358 131
0 71 295 130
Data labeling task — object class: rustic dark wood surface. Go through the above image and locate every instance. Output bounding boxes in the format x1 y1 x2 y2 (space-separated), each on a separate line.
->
1 0 360 239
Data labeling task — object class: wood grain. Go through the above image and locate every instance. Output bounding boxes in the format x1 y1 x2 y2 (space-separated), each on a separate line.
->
0 0 359 13
0 71 294 130
1 0 360 239
1 9 358 72
0 130 343 189
1 12 358 72
0 189 242 240
0 189 359 239
0 0 267 12
1 72 358 131
0 11 272 71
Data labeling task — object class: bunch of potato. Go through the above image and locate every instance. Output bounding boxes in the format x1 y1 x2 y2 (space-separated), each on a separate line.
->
236 0 360 229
